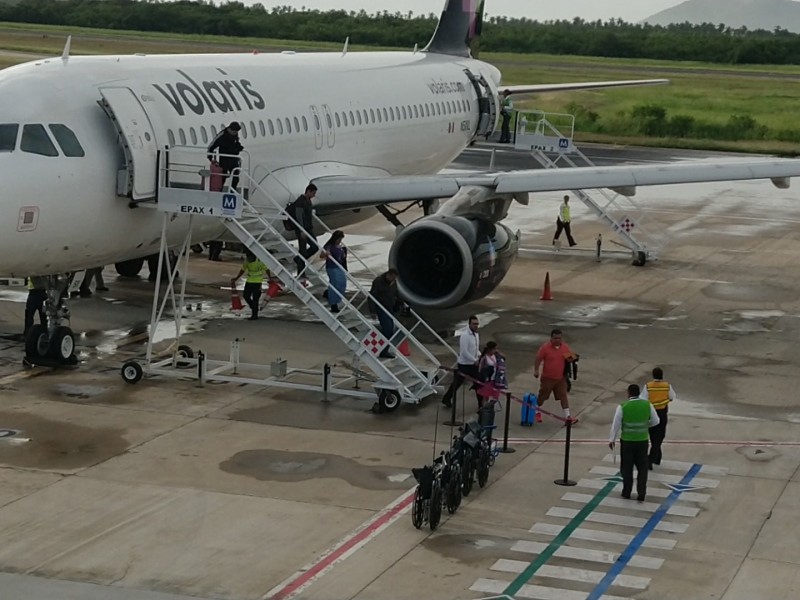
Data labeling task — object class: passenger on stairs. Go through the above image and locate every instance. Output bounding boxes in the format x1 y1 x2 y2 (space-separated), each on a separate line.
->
320 230 348 313
207 121 243 190
231 250 268 320
369 269 400 359
292 183 318 286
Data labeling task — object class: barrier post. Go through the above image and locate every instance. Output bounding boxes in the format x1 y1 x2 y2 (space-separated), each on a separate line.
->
554 419 577 486
443 372 463 427
499 392 516 454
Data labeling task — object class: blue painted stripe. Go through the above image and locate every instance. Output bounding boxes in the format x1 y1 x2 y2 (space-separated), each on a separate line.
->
586 463 702 600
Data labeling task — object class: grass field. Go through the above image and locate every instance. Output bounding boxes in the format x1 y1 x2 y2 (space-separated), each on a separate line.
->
2 22 799 154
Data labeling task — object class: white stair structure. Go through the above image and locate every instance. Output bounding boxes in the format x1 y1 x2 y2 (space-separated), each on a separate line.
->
121 146 456 412
514 110 664 264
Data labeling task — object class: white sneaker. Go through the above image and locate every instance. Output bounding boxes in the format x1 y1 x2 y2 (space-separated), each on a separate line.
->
300 278 311 288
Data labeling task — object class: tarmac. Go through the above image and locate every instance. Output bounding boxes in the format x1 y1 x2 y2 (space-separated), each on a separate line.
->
1 143 800 600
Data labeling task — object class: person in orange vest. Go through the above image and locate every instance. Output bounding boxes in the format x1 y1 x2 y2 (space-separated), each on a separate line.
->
641 367 676 469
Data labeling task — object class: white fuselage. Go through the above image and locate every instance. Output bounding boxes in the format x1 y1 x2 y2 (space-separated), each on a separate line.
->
0 50 501 277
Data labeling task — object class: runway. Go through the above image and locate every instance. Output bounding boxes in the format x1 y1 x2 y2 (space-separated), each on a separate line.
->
1 142 800 600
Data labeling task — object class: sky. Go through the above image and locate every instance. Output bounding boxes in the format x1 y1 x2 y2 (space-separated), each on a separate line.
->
253 1 684 23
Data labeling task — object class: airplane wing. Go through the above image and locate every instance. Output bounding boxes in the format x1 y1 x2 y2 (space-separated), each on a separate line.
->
312 159 800 210
502 79 669 95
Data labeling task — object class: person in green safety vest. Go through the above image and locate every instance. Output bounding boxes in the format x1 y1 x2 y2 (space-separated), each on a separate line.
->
499 90 513 143
608 384 660 502
553 195 577 247
231 250 269 321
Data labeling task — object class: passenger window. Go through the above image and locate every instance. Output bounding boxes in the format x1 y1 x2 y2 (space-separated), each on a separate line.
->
413 105 419 118
250 121 256 138
21 124 58 156
168 129 176 146
240 125 247 140
362 109 368 124
369 108 375 123
210 125 218 136
277 119 284 135
259 120 266 136
356 111 362 126
285 118 292 134
343 112 349 127
268 120 275 135
314 114 320 130
201 126 208 144
376 110 382 124
189 127 198 145
0 123 18 152
325 113 332 128
349 110 355 125
401 106 407 120
302 116 308 132
335 113 341 128
382 108 388 122
47 124 84 157
179 129 187 145
293 117 300 132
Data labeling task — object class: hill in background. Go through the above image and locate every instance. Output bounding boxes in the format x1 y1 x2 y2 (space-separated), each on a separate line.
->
646 0 800 32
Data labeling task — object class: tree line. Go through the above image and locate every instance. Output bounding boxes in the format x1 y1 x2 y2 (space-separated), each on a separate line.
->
5 0 800 65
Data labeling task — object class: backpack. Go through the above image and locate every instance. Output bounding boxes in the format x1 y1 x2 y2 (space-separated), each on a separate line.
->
283 200 297 232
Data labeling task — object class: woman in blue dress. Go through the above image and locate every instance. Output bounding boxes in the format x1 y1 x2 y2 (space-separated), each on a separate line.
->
320 230 348 312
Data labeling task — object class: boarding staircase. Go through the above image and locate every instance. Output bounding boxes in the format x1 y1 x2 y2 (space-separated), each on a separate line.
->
514 110 665 263
156 147 456 411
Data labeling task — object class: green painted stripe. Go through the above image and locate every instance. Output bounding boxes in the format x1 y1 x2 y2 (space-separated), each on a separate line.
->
503 478 619 597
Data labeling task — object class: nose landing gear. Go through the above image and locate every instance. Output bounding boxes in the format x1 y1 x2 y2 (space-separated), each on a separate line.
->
23 275 78 367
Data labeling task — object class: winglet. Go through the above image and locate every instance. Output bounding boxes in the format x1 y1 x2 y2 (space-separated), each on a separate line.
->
342 36 349 57
61 35 71 61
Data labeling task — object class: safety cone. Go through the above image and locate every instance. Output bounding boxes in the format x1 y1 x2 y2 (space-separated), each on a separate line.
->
267 279 283 298
231 288 244 311
540 271 553 301
398 339 411 357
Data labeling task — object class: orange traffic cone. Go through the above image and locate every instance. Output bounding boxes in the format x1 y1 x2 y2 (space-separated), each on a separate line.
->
231 288 244 310
540 271 553 301
267 279 283 298
398 339 411 357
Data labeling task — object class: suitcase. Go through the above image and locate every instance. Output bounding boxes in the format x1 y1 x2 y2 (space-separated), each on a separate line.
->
521 392 538 426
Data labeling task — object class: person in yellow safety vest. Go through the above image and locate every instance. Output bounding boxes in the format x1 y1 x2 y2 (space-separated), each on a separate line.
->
609 384 660 503
499 90 513 143
553 195 577 247
231 250 269 321
641 366 677 469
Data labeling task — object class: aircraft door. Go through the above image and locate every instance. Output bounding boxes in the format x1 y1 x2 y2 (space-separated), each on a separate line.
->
98 87 159 201
322 104 335 148
464 69 498 139
309 105 324 150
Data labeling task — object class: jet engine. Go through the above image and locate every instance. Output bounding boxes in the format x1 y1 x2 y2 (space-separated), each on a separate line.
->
389 214 520 309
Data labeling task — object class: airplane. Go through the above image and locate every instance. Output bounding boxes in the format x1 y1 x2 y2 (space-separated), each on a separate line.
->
3 0 800 366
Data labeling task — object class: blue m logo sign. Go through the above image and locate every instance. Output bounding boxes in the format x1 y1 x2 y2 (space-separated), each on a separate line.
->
222 194 237 210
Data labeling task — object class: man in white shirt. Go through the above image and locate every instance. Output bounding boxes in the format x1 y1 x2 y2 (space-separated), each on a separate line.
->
442 315 480 408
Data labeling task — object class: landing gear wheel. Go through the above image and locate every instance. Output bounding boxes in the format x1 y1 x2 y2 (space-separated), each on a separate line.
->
632 251 647 267
411 486 424 529
25 324 49 358
48 326 75 362
177 345 194 359
429 481 442 531
121 361 143 384
378 389 400 413
115 258 145 278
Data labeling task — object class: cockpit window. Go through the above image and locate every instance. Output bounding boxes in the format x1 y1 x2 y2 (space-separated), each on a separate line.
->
48 124 85 157
21 124 58 157
0 124 18 152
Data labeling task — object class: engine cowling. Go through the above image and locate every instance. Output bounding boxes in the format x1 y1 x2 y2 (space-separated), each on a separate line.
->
388 215 519 309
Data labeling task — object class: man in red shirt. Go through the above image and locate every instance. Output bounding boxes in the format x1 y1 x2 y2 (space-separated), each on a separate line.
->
534 329 576 422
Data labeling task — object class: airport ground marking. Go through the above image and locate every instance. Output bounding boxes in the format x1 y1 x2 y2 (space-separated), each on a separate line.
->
502 478 617 597
263 487 415 600
585 464 702 600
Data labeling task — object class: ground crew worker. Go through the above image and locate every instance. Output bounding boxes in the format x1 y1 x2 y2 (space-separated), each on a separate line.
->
24 276 48 337
231 250 268 321
499 90 513 143
609 384 660 502
641 367 676 469
553 195 577 247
